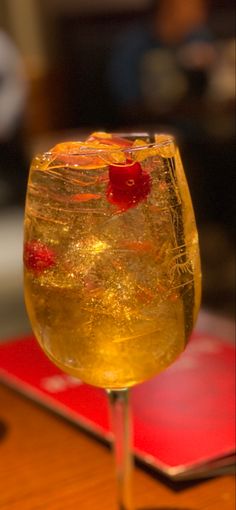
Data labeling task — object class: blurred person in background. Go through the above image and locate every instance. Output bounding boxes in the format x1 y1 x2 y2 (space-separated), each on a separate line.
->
0 29 28 207
108 0 215 126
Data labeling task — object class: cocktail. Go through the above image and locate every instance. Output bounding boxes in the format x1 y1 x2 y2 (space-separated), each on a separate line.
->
24 132 201 509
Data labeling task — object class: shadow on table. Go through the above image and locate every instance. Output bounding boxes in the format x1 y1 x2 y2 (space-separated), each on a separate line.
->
29 400 212 493
17 389 214 494
135 459 211 493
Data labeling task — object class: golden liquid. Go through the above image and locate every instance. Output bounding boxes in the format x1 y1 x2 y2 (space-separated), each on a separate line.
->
24 148 201 389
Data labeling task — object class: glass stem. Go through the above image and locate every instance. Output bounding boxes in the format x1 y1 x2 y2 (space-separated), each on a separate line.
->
107 389 133 510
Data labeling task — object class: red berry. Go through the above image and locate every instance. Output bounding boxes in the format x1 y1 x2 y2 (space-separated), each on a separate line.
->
24 241 56 273
108 161 142 189
107 161 151 211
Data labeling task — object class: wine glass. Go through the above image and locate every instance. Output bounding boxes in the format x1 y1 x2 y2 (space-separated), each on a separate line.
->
23 133 201 509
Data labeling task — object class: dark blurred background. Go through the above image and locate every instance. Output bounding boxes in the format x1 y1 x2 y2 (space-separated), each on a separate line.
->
0 0 235 338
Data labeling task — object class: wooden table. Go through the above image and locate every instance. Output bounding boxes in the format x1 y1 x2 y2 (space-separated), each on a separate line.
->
0 311 235 510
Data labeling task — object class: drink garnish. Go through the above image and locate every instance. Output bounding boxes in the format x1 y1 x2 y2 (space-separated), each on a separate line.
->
121 240 154 252
50 133 139 168
50 141 111 168
24 241 56 273
107 160 151 211
50 133 130 168
87 132 132 147
50 133 152 209
71 193 102 202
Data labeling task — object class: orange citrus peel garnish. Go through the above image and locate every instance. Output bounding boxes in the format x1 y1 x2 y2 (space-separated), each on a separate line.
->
48 132 160 169
49 133 134 168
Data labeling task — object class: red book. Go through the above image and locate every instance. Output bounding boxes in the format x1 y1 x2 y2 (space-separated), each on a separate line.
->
0 332 235 479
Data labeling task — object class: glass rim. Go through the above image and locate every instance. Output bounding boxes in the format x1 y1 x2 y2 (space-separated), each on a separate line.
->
34 133 175 159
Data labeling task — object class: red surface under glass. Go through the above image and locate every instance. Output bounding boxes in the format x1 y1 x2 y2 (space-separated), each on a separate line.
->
0 332 235 476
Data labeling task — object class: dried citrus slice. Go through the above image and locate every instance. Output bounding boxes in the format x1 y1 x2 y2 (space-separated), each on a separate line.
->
50 141 106 168
132 138 159 162
154 134 176 158
87 132 132 147
50 138 127 168
48 132 163 169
